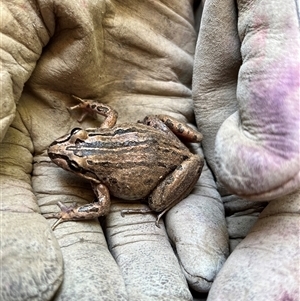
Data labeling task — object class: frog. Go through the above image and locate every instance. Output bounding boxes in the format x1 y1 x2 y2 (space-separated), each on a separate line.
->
46 96 204 229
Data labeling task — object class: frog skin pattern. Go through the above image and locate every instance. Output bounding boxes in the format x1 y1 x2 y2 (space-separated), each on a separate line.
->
46 96 204 229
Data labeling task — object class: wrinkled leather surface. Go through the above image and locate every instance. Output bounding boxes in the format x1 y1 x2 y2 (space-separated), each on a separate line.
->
1 0 299 300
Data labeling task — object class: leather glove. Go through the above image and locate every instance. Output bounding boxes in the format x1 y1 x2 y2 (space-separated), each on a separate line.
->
193 0 300 300
0 1 227 300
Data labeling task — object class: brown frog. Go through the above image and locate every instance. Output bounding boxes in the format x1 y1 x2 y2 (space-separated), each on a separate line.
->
46 96 203 229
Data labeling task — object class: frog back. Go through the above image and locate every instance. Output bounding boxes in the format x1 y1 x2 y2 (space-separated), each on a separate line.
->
78 123 190 200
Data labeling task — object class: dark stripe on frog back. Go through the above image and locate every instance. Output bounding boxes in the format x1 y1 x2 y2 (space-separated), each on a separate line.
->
87 160 180 170
68 138 157 150
80 123 187 149
86 124 188 149
87 126 142 137
71 137 188 173
67 139 187 163
67 128 187 156
86 124 159 137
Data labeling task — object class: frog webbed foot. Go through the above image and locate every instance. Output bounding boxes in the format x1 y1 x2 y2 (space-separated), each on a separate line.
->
44 201 79 230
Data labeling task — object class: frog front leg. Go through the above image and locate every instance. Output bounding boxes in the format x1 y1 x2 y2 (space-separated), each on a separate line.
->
122 154 204 227
69 95 118 128
45 183 110 230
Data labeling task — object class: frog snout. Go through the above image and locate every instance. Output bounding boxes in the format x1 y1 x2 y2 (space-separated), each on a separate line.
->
48 143 67 163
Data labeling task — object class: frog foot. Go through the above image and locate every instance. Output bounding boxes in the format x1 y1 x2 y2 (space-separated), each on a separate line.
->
68 96 96 122
121 208 164 228
44 201 79 230
69 95 118 127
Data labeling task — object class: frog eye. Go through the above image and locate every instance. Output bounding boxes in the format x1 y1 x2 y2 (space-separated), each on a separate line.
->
70 128 88 142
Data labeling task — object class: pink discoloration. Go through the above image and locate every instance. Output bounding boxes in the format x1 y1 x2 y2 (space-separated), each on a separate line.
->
215 0 300 199
280 292 296 301
278 289 300 301
245 61 300 153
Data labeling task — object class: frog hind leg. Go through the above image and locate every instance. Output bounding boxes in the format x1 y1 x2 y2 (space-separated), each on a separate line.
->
121 154 203 227
149 154 203 226
44 183 110 230
141 115 203 143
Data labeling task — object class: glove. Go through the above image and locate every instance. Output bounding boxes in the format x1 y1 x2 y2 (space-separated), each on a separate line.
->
193 0 300 300
0 1 228 300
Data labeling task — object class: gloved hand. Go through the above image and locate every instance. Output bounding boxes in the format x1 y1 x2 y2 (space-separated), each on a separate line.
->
193 0 300 300
0 1 227 300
